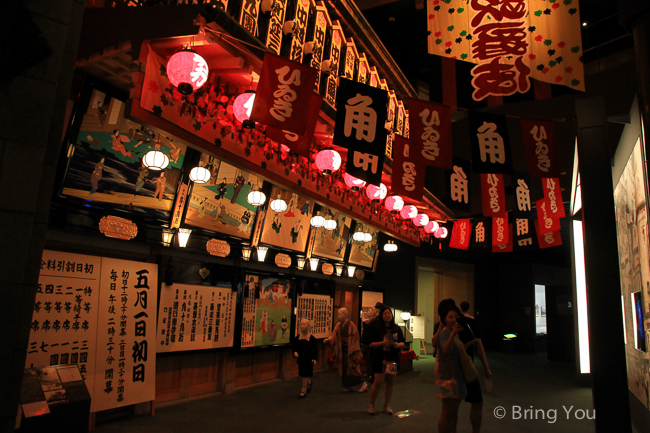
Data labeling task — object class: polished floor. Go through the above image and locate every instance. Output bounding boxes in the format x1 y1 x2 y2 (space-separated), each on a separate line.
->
93 351 602 433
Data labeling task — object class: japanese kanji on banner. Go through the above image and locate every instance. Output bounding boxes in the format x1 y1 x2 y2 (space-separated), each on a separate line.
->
407 98 453 169
391 135 426 201
535 220 563 249
542 177 565 218
513 173 533 217
535 197 561 235
469 111 512 174
333 77 388 186
250 53 319 136
521 118 560 177
445 157 472 212
492 212 509 246
265 92 323 158
481 173 506 218
514 217 538 251
426 0 585 100
493 224 513 252
470 217 491 249
449 219 472 250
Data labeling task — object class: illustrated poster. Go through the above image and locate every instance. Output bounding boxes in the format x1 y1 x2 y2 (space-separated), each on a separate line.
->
240 275 293 348
260 186 313 252
348 223 379 268
311 206 351 261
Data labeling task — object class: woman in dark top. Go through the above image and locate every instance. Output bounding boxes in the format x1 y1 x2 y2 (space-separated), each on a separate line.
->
361 306 405 415
293 319 317 398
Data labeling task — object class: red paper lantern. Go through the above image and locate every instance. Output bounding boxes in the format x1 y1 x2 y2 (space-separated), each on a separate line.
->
233 91 256 125
434 227 449 239
385 195 404 212
167 50 209 95
366 183 387 200
343 172 366 191
424 220 440 234
315 148 341 175
413 213 430 227
400 205 418 219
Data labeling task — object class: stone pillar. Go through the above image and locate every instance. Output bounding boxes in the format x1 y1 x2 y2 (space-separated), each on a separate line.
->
0 2 84 432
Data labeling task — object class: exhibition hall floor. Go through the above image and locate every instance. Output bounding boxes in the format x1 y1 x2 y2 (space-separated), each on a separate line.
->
95 351 600 433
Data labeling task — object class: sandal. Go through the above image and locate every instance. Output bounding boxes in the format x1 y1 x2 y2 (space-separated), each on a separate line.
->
298 392 307 399
307 380 313 393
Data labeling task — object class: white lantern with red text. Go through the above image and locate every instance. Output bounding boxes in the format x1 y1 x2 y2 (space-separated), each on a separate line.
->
413 213 429 227
343 172 366 191
315 148 341 176
424 220 440 234
434 227 449 239
385 195 404 213
166 50 209 95
366 183 387 201
400 205 417 220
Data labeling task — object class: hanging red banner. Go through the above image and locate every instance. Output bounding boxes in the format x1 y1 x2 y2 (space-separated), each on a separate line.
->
265 92 322 158
250 53 319 136
406 98 452 169
492 224 513 252
481 173 506 217
449 219 472 250
391 135 425 201
542 177 565 218
521 118 559 178
535 198 561 235
535 220 563 249
492 213 509 246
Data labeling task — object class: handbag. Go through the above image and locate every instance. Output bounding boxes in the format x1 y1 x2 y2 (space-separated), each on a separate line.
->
457 340 479 383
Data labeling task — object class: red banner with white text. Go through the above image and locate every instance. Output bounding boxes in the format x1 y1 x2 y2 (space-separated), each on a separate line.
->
481 173 506 217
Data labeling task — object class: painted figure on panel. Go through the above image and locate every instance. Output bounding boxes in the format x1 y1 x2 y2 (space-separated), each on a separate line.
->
90 158 105 194
154 172 166 202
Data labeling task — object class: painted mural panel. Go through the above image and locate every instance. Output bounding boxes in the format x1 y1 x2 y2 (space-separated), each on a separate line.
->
240 275 293 348
62 88 186 218
184 157 264 240
260 186 313 252
311 206 351 261
614 138 650 409
348 223 378 268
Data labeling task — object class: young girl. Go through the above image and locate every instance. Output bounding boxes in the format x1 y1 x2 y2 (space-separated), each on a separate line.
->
293 319 317 398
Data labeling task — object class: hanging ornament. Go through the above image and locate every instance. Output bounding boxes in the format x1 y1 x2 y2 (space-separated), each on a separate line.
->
233 90 256 128
366 183 387 201
189 161 211 184
315 148 341 175
166 49 209 95
385 195 404 213
434 227 449 239
399 204 418 219
424 220 440 234
343 172 366 191
413 213 429 227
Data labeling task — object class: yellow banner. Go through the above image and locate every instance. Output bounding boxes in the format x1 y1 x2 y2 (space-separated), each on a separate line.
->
427 0 585 100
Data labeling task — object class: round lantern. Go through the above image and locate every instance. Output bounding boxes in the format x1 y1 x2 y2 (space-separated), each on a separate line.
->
166 50 209 95
434 227 449 239
385 195 404 213
315 148 341 175
233 91 256 127
324 218 337 231
189 162 211 184
143 144 169 171
310 213 325 228
363 232 372 243
353 230 365 242
270 195 287 213
247 189 266 206
343 172 366 191
383 241 398 252
366 183 387 201
399 204 418 220
413 213 430 227
424 220 440 234
280 144 291 153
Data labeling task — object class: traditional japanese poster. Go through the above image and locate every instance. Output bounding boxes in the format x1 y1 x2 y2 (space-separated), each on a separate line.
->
93 258 157 412
449 219 472 250
26 250 101 411
391 135 426 201
260 186 313 252
156 283 237 353
470 217 491 249
469 111 513 174
240 275 293 348
333 77 388 186
296 294 333 339
513 173 533 217
514 218 538 251
311 206 351 261
62 87 186 218
184 158 264 240
348 223 378 268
